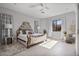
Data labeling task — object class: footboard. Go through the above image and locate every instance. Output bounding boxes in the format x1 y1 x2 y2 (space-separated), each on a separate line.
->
27 34 47 47
17 38 28 48
17 33 47 48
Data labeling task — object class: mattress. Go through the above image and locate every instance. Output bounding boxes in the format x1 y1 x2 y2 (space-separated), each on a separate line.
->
32 33 42 36
18 34 27 41
18 33 42 42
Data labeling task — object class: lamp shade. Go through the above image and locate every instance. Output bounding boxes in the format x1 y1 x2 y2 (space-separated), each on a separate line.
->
5 24 12 28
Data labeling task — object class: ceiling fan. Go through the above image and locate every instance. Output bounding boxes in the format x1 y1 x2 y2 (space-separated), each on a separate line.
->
29 3 49 9
29 3 49 14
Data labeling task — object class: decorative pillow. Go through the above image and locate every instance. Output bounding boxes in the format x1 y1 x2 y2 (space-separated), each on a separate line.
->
26 31 29 34
20 31 22 34
26 30 33 34
28 32 32 34
22 30 26 34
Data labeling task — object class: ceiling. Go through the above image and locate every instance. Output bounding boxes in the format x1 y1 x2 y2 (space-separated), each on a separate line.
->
0 3 76 18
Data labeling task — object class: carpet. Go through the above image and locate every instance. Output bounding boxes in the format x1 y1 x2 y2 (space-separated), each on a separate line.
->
39 39 58 49
0 42 26 56
0 39 58 56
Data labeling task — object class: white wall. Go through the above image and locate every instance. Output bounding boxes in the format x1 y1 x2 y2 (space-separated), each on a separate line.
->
0 7 39 38
76 4 79 56
39 12 76 40
51 12 75 40
0 7 76 40
37 19 48 33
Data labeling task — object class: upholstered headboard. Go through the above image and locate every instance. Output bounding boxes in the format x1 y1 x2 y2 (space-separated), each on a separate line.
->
16 22 33 36
19 22 32 30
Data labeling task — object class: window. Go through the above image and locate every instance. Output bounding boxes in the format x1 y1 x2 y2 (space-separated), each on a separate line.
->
52 19 62 31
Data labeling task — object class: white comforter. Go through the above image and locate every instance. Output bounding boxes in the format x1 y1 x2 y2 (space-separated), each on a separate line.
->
18 33 42 41
18 33 47 47
18 34 27 41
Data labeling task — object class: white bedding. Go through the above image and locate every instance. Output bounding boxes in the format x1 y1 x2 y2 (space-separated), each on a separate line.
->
18 32 42 42
18 34 27 41
18 32 47 47
31 33 42 36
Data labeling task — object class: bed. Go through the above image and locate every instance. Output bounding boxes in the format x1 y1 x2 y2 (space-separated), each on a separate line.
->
16 22 47 48
17 30 47 48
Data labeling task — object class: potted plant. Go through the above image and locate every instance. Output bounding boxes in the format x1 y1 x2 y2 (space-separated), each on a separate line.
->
64 31 67 36
63 31 67 41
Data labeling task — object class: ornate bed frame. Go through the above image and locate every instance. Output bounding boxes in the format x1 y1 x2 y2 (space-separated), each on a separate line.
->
16 22 47 48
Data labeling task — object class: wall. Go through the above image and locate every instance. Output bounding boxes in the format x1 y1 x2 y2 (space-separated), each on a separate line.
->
0 7 39 38
76 4 79 56
0 7 76 40
38 19 48 33
39 12 76 40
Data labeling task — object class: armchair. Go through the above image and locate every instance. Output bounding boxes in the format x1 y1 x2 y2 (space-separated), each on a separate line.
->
65 34 75 43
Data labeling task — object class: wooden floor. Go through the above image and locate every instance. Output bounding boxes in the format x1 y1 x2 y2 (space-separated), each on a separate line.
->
15 41 76 56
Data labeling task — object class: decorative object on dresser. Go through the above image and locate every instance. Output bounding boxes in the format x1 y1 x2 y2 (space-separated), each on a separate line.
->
0 13 13 45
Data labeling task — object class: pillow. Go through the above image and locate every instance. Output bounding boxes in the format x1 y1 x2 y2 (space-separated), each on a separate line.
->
22 30 26 34
25 31 29 34
20 31 22 34
28 32 32 34
26 31 33 34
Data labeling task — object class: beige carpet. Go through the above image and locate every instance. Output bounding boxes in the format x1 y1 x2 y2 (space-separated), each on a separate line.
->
0 42 26 56
0 39 58 56
39 39 58 49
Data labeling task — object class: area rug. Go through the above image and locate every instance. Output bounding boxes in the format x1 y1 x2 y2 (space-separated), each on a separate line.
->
39 39 58 49
0 42 26 56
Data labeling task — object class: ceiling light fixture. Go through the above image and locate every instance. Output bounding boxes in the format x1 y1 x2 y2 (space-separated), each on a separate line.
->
40 8 48 14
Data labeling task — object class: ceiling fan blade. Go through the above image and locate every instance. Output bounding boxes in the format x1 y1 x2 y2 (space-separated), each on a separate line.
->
44 4 49 9
29 3 49 9
40 3 49 9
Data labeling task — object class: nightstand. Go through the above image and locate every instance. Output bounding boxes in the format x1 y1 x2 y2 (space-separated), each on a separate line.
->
7 37 13 44
5 37 13 45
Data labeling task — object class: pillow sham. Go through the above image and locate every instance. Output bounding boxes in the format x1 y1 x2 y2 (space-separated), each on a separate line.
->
22 30 26 34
